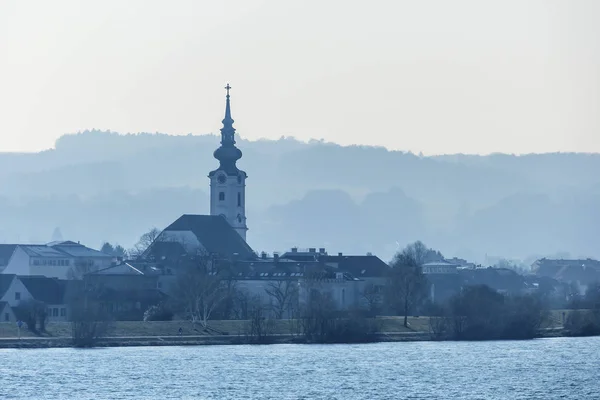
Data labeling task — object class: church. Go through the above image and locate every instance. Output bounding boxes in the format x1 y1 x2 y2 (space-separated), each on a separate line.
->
136 84 388 312
143 84 253 260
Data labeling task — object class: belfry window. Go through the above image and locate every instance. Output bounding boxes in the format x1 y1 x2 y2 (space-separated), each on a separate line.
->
219 192 225 201
237 192 241 207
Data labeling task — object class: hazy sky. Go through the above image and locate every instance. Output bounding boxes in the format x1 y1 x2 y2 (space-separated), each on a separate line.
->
1 0 599 154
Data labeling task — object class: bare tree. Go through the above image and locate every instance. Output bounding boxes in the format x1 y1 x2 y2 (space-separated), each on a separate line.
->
400 241 444 266
244 295 275 343
67 282 113 347
299 289 339 342
361 283 382 317
130 227 161 258
265 279 299 319
14 299 47 333
232 288 252 320
174 256 228 328
386 252 427 327
219 276 239 320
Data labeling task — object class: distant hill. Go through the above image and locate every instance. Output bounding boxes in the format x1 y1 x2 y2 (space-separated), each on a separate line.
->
1 130 599 263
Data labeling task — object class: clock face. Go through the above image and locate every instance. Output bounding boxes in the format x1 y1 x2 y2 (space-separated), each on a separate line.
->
217 174 227 184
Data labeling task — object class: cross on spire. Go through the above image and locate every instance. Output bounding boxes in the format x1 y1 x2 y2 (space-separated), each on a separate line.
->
225 83 231 97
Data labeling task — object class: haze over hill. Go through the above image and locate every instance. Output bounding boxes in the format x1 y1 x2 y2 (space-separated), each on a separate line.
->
1 131 599 264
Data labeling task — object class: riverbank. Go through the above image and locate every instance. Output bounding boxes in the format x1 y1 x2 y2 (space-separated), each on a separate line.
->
0 315 570 349
0 317 430 348
0 331 437 349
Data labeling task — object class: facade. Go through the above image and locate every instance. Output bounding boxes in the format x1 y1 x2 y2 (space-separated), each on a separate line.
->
422 260 459 275
208 84 248 241
233 256 365 314
532 258 600 285
86 264 165 321
18 275 70 321
0 241 114 279
279 247 390 296
0 274 69 322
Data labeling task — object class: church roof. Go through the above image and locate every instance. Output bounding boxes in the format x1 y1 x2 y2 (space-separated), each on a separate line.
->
162 214 255 260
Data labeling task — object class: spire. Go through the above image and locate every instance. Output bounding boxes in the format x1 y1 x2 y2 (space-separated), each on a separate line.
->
221 83 235 145
213 83 242 172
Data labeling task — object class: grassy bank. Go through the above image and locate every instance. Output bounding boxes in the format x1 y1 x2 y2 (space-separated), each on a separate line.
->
0 316 431 339
0 312 570 349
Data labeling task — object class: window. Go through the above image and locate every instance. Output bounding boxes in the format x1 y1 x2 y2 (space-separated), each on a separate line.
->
60 308 66 317
14 292 20 301
52 308 58 317
65 260 70 266
33 259 40 266
237 192 241 207
219 192 225 201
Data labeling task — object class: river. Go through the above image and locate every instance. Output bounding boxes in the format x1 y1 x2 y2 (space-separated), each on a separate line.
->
1 337 598 399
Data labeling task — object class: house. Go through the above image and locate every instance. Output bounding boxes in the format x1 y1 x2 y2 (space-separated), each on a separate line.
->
280 248 389 284
18 276 69 321
532 258 600 285
85 263 166 320
0 274 69 322
0 241 114 279
232 256 364 314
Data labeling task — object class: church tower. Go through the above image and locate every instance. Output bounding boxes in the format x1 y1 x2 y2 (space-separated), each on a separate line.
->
208 84 248 241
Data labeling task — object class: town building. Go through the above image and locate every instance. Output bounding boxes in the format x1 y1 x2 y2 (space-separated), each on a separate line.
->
0 241 114 279
86 263 165 320
0 274 70 322
532 258 600 285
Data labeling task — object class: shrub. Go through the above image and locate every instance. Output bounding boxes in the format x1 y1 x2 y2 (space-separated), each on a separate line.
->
564 310 600 337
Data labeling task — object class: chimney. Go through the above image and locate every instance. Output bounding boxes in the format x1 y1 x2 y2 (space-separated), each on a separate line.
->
261 252 267 260
274 252 280 262
309 248 316 253
338 252 343 257
319 248 326 254
291 247 298 253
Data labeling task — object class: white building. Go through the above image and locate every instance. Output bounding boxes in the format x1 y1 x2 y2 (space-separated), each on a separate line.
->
0 241 114 279
422 260 459 275
0 274 69 322
208 84 248 241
